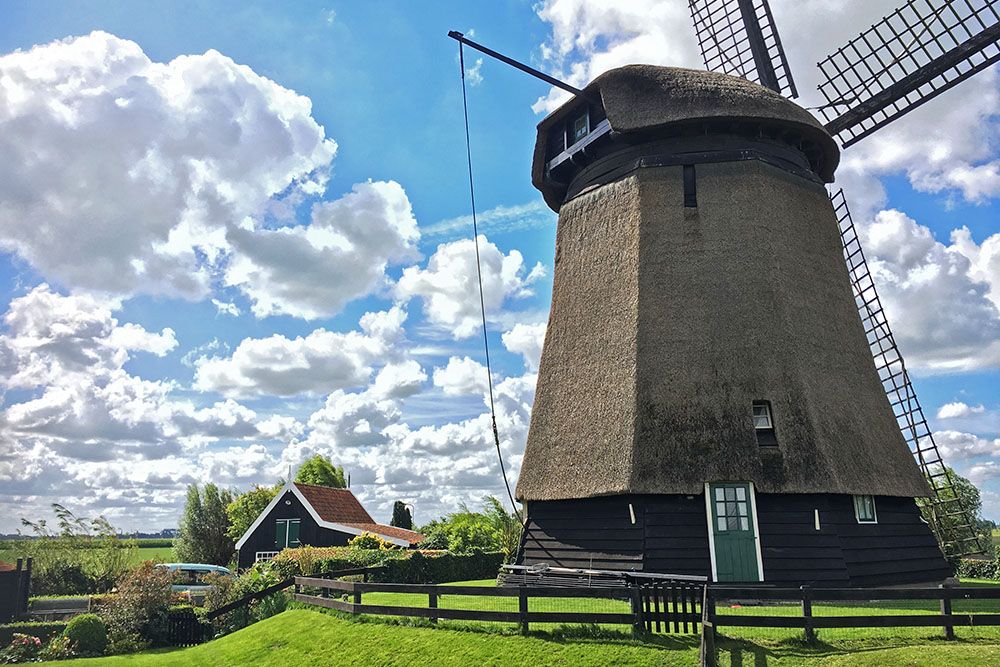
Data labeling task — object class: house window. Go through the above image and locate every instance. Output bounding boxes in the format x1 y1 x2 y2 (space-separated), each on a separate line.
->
853 495 878 523
275 518 301 548
752 401 777 446
255 551 279 563
570 111 589 144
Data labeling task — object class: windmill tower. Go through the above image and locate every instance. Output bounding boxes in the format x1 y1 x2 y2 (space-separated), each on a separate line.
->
507 0 999 585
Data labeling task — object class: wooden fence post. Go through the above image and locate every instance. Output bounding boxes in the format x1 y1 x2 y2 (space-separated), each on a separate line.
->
518 588 529 635
801 585 815 643
21 559 32 619
630 585 643 634
700 586 716 667
429 592 438 624
940 583 955 640
353 586 362 609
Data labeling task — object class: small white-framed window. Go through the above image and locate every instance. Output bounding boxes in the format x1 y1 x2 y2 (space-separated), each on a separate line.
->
255 551 279 563
752 402 773 430
853 495 878 524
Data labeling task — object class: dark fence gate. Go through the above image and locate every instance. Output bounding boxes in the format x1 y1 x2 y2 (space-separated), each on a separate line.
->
166 609 210 646
638 582 702 634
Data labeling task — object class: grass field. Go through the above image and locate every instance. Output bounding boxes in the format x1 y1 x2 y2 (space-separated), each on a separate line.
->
31 608 1000 666
0 546 175 566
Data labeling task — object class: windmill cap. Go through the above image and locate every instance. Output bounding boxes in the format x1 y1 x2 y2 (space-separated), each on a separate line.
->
532 64 840 209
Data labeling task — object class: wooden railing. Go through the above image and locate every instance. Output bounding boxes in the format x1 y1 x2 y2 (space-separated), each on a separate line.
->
205 566 383 621
293 576 637 634
701 585 1000 667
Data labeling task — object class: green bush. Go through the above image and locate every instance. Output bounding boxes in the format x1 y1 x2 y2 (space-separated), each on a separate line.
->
0 622 66 647
202 564 287 637
63 614 107 655
957 557 998 579
347 532 397 550
270 547 504 583
99 562 173 651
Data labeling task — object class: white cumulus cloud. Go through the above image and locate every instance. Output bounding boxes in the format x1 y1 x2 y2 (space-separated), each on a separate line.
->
397 235 545 338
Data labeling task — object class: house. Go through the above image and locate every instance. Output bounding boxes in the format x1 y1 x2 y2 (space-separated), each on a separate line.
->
234 482 423 570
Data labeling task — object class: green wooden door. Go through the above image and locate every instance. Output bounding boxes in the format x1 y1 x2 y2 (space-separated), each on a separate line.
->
709 483 761 582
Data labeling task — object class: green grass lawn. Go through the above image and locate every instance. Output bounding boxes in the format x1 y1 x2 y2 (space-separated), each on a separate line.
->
32 609 1000 667
24 577 1000 666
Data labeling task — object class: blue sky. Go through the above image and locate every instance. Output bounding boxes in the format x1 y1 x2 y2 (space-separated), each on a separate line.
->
0 0 997 532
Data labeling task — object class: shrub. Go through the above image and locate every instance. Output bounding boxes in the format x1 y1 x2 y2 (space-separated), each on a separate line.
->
18 505 136 596
957 557 998 579
38 634 77 661
203 563 288 637
100 562 174 651
63 614 107 655
347 532 396 550
0 622 66 647
270 547 504 583
0 633 42 664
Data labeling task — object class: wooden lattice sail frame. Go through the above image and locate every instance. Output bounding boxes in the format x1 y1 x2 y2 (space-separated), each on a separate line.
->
834 189 988 558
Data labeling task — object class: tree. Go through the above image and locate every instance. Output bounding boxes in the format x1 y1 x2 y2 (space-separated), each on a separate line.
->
226 484 281 541
917 467 989 556
174 484 235 566
417 497 523 561
294 454 346 488
390 501 413 529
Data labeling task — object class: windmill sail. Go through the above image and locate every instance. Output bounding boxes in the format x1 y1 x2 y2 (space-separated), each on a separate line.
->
833 190 987 558
818 0 1000 148
688 0 798 97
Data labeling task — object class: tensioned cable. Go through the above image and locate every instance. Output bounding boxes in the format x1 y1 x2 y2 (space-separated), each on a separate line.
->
458 42 519 518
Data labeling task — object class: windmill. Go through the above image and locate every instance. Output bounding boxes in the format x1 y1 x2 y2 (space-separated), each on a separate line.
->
684 0 997 560
450 0 997 584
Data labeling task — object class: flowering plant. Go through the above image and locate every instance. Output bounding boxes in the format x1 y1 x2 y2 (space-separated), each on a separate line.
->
0 633 43 664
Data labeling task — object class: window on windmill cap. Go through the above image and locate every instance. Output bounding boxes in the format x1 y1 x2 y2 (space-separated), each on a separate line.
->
752 402 773 429
571 112 588 144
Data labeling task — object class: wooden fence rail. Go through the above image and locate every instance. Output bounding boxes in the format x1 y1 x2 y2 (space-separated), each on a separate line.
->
205 566 383 620
293 576 638 633
700 585 1000 667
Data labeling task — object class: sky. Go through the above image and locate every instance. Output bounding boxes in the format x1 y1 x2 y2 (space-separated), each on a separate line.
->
0 0 997 533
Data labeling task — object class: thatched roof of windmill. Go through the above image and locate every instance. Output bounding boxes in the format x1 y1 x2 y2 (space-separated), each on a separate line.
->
517 95 929 501
531 65 840 210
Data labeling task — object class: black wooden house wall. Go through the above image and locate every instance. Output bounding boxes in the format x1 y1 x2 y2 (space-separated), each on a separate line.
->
237 488 351 570
519 493 952 585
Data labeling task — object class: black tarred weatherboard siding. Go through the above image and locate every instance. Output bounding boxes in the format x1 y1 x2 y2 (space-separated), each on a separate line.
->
236 489 351 570
519 493 952 586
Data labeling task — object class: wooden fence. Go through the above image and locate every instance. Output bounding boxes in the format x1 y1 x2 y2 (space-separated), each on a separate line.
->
205 566 382 621
293 576 638 634
701 585 1000 667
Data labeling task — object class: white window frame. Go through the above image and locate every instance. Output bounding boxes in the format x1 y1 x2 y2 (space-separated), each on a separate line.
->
853 495 878 524
752 402 773 430
255 551 279 563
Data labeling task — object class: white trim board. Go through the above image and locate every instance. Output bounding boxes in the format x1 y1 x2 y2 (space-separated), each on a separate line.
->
235 482 412 549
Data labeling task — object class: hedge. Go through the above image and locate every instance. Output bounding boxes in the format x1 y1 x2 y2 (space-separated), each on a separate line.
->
957 558 998 580
0 621 67 646
270 548 504 583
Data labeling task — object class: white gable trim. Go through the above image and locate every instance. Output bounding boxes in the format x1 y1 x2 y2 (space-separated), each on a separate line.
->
234 482 293 550
234 482 413 550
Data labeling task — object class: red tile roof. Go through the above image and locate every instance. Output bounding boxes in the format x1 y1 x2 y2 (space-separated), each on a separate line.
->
293 483 424 545
341 523 425 545
294 483 374 523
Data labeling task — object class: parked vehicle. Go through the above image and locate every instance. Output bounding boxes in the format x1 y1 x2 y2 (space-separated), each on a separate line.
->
156 563 233 604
